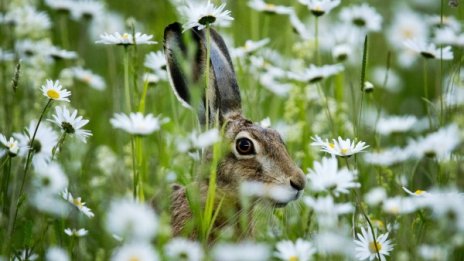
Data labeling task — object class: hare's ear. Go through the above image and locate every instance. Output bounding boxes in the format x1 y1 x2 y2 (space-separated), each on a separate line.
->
193 27 242 120
164 22 203 108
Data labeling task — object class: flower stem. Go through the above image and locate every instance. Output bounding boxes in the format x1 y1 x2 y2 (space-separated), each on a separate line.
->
52 132 67 160
131 137 138 200
205 26 211 130
9 99 53 247
315 16 320 65
423 59 432 129
123 46 132 113
1 156 11 214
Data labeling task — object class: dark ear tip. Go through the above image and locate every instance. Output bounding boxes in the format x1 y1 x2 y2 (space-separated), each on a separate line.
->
164 22 182 38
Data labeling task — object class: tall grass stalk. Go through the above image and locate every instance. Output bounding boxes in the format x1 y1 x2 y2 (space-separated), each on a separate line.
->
357 35 368 138
201 119 224 241
123 46 132 113
9 98 53 250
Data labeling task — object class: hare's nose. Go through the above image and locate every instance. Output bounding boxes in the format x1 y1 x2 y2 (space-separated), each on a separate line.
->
290 178 305 191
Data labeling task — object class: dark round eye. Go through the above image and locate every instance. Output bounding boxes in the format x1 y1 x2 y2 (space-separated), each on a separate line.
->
236 138 255 155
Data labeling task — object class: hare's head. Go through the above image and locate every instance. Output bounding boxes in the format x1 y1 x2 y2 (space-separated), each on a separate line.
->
164 23 305 207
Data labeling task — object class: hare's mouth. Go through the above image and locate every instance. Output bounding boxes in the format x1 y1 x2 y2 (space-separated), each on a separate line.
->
270 189 302 208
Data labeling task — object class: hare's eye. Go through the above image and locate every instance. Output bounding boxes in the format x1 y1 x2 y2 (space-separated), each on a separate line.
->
236 138 255 155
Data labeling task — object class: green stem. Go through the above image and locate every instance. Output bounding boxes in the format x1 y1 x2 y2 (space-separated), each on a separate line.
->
135 136 144 202
205 27 211 130
51 132 67 160
315 16 320 64
124 46 132 113
440 0 444 126
60 13 70 49
131 137 138 200
18 99 53 199
2 156 11 214
9 99 53 247
423 59 432 129
346 158 382 261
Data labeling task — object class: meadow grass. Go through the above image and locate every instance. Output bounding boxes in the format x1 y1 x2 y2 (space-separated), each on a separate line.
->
1 0 464 260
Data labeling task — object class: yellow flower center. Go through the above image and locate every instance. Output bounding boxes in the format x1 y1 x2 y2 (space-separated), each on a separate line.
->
369 241 382 253
47 89 60 99
341 148 349 154
265 3 276 10
129 256 140 261
289 256 299 261
329 143 335 149
401 27 414 39
372 219 385 230
83 75 92 84
73 198 83 208
122 33 130 40
415 189 425 195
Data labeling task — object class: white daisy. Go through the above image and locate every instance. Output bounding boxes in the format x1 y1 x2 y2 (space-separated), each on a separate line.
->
70 0 104 20
48 46 77 60
181 0 234 31
307 156 359 196
34 162 68 195
340 4 382 32
143 73 161 84
48 106 92 143
46 246 69 261
405 124 461 159
311 135 369 157
212 242 270 261
14 121 58 167
332 44 353 62
71 67 106 90
41 80 71 102
418 188 464 231
111 242 159 261
6 6 51 38
354 226 393 261
45 0 75 12
298 0 341 17
0 134 19 157
304 196 353 227
164 238 204 261
110 112 168 136
231 38 270 58
404 39 454 60
61 189 95 218
313 229 355 257
418 245 449 260
274 238 316 261
402 186 429 197
364 147 412 166
376 115 418 135
105 199 158 241
433 27 464 46
247 0 294 15
288 64 344 84
0 48 14 62
144 51 166 72
364 187 387 206
387 9 428 50
64 228 88 237
382 196 418 215
96 32 157 45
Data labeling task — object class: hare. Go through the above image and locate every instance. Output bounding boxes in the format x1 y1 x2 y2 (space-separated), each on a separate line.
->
164 22 306 237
